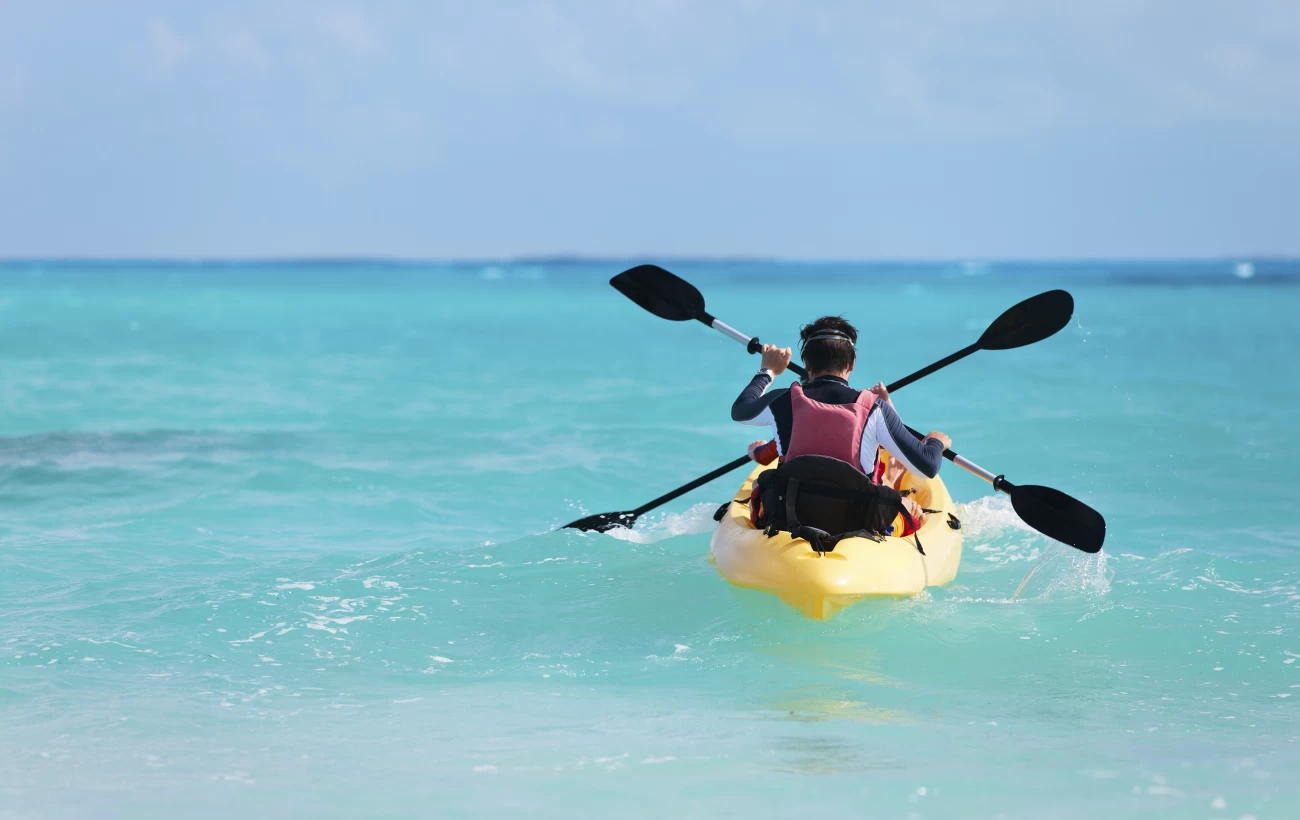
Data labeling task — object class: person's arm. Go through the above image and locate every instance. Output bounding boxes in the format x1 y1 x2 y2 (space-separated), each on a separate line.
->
865 400 946 479
731 371 778 423
734 379 783 461
731 344 793 424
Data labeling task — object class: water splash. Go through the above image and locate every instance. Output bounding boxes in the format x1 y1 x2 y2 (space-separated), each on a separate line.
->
1011 545 1112 600
603 502 719 544
956 495 1044 567
954 494 1112 600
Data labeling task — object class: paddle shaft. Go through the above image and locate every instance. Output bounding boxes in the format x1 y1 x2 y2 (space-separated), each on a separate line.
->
696 312 752 346
627 455 751 516
901 424 1012 493
698 314 982 395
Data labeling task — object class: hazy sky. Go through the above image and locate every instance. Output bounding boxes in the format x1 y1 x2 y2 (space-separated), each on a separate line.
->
1 1 1296 258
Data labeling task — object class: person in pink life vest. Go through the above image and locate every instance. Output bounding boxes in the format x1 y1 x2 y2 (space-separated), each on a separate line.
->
731 316 952 532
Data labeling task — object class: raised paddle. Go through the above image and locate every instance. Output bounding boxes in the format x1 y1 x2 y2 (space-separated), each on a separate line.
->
609 264 1075 384
565 270 1101 551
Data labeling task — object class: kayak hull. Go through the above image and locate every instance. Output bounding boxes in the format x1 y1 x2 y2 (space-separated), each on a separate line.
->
709 462 963 619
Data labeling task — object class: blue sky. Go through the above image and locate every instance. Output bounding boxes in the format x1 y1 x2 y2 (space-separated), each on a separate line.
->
1 1 1296 259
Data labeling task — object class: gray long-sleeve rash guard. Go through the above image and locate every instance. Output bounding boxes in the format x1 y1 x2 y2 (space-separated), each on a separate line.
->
731 372 945 478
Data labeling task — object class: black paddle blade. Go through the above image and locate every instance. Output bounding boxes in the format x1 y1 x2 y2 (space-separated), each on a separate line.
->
610 265 706 322
562 510 638 533
1009 484 1106 553
977 289 1074 351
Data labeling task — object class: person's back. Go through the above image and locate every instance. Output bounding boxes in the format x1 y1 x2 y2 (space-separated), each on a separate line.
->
730 316 952 533
731 316 951 478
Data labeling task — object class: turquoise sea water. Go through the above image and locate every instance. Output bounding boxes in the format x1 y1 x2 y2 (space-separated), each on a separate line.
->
2 260 1298 818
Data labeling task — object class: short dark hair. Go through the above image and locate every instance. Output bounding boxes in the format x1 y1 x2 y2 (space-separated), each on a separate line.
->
799 316 857 374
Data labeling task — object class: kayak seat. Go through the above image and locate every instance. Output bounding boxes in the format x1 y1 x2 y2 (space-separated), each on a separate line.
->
753 456 921 554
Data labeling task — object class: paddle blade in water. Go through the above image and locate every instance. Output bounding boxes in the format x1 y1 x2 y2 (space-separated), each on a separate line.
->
562 510 639 533
1009 484 1106 553
610 265 706 322
977 289 1074 351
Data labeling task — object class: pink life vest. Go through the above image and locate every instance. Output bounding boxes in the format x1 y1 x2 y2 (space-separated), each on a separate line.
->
782 383 885 483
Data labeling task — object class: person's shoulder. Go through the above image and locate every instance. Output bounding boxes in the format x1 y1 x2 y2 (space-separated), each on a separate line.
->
834 382 864 402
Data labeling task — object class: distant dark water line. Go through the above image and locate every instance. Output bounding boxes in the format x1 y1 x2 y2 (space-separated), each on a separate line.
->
0 257 1296 286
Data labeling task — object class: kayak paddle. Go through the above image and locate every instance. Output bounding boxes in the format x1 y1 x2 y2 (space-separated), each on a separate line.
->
566 269 1102 551
900 423 1106 553
562 455 752 534
609 264 1075 385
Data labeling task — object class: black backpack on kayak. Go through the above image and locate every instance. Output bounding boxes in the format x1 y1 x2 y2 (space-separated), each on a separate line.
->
748 455 923 555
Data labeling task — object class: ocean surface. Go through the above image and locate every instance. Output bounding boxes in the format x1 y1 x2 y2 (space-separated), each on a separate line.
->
2 259 1298 819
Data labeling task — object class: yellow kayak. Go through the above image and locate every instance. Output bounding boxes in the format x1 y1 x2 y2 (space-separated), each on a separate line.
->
710 461 963 619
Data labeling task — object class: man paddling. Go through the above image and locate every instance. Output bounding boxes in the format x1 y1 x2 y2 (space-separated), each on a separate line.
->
731 316 952 528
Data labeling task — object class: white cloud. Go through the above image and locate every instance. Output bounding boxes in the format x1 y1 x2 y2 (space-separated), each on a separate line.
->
318 8 379 56
150 20 195 70
1210 44 1258 79
223 29 271 72
426 2 694 101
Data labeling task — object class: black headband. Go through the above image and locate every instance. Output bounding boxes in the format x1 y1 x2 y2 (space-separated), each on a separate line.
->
804 331 853 343
800 329 856 355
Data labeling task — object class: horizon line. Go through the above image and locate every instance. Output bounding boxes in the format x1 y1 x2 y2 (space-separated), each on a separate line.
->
0 253 1296 266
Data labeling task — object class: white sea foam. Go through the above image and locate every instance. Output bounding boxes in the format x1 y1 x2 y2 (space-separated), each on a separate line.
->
603 502 719 544
1011 546 1113 600
956 494 1033 538
947 494 1113 600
